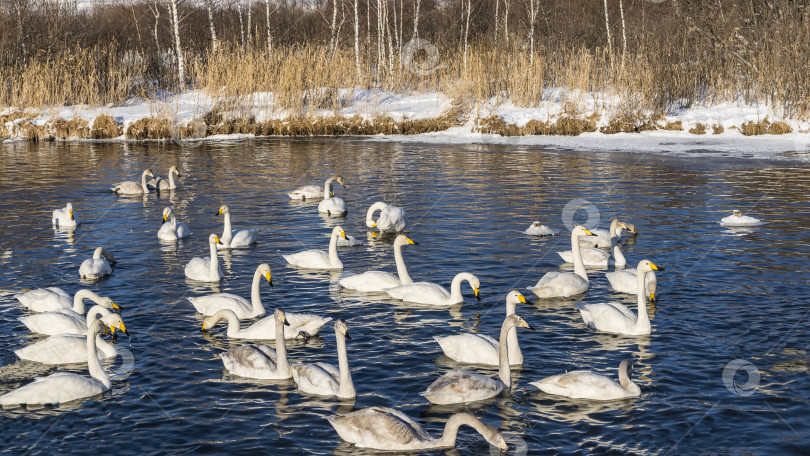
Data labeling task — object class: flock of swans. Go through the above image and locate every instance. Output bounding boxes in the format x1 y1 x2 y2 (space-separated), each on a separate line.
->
5 168 765 452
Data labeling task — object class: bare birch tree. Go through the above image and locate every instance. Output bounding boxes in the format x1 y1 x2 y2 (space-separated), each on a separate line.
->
503 0 509 46
265 0 273 54
494 0 499 44
205 0 218 52
603 0 613 66
352 0 362 80
237 1 245 49
619 0 627 55
147 0 161 54
527 0 539 64
411 0 420 40
462 0 471 72
167 0 184 84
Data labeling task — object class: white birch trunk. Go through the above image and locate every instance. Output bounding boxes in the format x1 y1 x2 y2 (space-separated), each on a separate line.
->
329 0 339 58
528 0 538 64
238 1 245 49
463 0 471 72
494 0 499 44
265 0 272 54
503 0 509 46
167 0 184 85
603 0 613 67
206 0 218 52
411 0 420 40
619 0 627 55
353 0 362 81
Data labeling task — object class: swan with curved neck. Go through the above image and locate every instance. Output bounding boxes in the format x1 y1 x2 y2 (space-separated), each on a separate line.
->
421 314 534 404
531 359 641 400
386 272 480 306
287 175 345 200
0 315 128 406
220 308 293 379
151 165 180 191
79 247 115 280
557 219 629 267
434 291 527 366
577 259 663 335
21 303 116 336
16 288 119 313
158 206 190 240
339 235 417 292
530 225 595 298
190 263 271 318
282 226 348 269
52 202 79 228
216 204 258 248
111 169 154 195
605 268 658 302
202 307 332 340
292 319 355 398
328 407 508 451
184 234 223 282
365 201 407 233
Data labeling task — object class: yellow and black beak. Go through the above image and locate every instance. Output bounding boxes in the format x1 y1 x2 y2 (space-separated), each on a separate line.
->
214 236 223 245
265 271 273 287
649 262 663 271
407 238 418 245
216 208 224 216
344 330 352 341
583 228 595 236
474 286 480 301
111 301 121 311
370 222 377 227
111 322 129 337
649 292 656 303
340 231 347 240
329 191 334 197
69 210 74 220
517 293 527 304
522 320 536 331
201 323 207 331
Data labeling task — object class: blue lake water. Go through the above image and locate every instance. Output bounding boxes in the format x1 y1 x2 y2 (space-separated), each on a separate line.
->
0 139 807 454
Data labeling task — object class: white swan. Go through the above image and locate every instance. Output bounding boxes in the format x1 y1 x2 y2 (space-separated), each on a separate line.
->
287 175 344 200
577 259 662 335
605 269 658 302
365 201 407 233
149 165 180 191
386 272 480 306
15 287 72 312
21 303 116 336
216 205 258 249
434 291 527 366
339 235 417 292
529 226 595 298
720 210 763 227
557 219 629 267
52 202 79 228
184 234 223 282
328 407 508 451
283 226 348 269
0 315 127 406
202 308 332 340
220 308 292 379
318 196 348 216
111 168 154 195
530 359 641 400
580 220 637 248
421 314 533 404
523 221 559 236
190 263 272 318
79 247 115 280
15 311 126 364
157 207 190 240
292 319 355 398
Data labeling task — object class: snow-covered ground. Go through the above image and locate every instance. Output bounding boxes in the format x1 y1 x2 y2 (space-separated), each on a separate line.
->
3 89 809 162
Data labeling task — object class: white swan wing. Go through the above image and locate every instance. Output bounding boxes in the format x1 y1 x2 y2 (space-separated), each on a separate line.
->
421 370 504 404
434 334 499 365
720 215 762 226
340 271 401 292
531 370 632 400
228 229 258 247
605 270 657 296
576 302 639 334
15 335 115 364
318 197 347 215
377 206 407 232
15 287 72 312
188 293 252 318
328 407 432 449
292 362 340 396
52 208 78 228
557 248 609 266
111 181 146 195
221 344 284 379
386 282 453 305
157 223 178 240
287 314 333 338
20 311 87 336
184 256 221 282
0 372 107 406
79 258 111 279
287 184 322 200
283 250 332 269
530 272 588 298
523 223 559 236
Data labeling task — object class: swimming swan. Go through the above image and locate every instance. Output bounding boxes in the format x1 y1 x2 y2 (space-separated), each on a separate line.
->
319 196 348 216
557 219 629 267
365 201 407 233
184 234 223 282
421 314 534 404
523 221 559 236
283 226 348 269
202 308 332 340
0 315 127 406
21 303 116 336
434 291 527 366
605 269 658 302
14 287 113 313
577 259 662 335
720 210 763 227
111 169 154 195
158 207 190 240
15 311 125 364
339 235 417 292
216 205 258 249
287 176 345 200
529 226 595 298
149 165 180 191
580 220 637 248
52 202 79 228
386 272 480 306
328 407 508 451
220 308 292 379
79 247 115 280
530 359 641 400
292 319 355 398
189 263 272 318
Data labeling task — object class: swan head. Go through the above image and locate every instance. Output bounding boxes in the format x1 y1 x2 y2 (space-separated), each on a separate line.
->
217 205 229 216
275 308 291 327
101 313 129 337
506 290 527 305
507 313 535 331
637 259 663 273
335 176 346 188
732 210 742 217
464 274 481 301
66 202 74 219
620 221 637 235
394 234 418 246
335 319 351 341
202 309 236 331
209 234 223 245
258 263 273 287
99 296 121 311
332 226 348 240
144 169 154 178
573 225 595 237
162 207 172 223
169 165 180 176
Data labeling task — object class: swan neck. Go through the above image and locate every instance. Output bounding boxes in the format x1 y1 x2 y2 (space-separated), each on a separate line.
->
209 238 220 275
328 232 341 267
84 305 107 325
222 213 233 241
571 231 588 282
168 169 176 187
220 311 241 337
497 318 514 387
323 178 334 197
275 316 290 376
619 364 634 390
72 289 97 313
636 268 651 329
86 321 112 389
336 330 355 398
611 235 626 266
250 268 266 316
141 171 149 192
393 241 412 284
437 414 487 449
449 274 466 302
